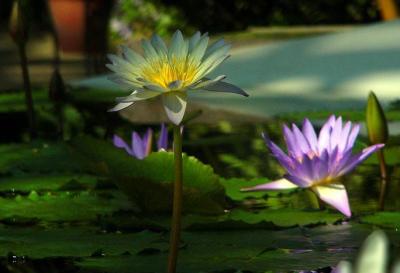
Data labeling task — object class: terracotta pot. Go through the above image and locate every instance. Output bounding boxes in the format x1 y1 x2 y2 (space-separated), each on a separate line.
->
48 0 113 53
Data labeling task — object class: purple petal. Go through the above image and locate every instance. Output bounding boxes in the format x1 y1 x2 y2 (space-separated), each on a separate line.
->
283 125 302 158
327 147 340 174
310 150 330 181
338 121 351 152
113 134 135 156
283 174 313 188
132 132 146 159
330 116 342 150
241 178 298 192
337 144 384 176
318 116 336 153
313 184 352 217
262 132 293 171
157 123 169 151
345 123 360 152
302 119 318 152
143 128 153 157
292 124 311 154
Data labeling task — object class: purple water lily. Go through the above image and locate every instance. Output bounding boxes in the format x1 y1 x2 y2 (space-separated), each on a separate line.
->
242 115 384 217
113 123 169 159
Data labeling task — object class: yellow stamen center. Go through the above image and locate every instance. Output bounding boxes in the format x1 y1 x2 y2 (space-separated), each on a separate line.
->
141 56 199 89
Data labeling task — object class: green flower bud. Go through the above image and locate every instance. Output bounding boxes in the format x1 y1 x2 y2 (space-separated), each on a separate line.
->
366 91 388 144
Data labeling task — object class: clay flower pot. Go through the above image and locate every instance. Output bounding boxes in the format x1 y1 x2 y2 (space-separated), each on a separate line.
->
48 0 113 53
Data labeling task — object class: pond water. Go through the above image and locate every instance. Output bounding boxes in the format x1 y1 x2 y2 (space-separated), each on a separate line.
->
0 121 399 273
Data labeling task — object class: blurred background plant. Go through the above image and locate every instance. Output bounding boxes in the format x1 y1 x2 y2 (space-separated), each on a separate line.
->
110 0 186 45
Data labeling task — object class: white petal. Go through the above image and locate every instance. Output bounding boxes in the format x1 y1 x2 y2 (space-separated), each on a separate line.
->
241 178 298 192
188 31 201 52
332 261 352 273
141 39 158 61
150 34 167 55
169 30 188 60
190 35 209 64
108 102 134 112
116 90 160 103
162 92 187 125
355 230 388 273
204 38 227 59
202 80 249 97
190 75 226 89
313 184 351 217
121 46 146 66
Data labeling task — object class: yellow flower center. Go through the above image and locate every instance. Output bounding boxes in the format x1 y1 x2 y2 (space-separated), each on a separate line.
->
141 56 199 89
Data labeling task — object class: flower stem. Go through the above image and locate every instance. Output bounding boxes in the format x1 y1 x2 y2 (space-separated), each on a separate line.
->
377 149 388 210
167 124 183 273
307 189 321 210
17 41 36 140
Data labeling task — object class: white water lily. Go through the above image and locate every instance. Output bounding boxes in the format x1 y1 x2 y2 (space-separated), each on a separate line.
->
106 30 248 125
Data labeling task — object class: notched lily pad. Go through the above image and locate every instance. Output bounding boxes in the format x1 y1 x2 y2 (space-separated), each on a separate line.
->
70 136 227 215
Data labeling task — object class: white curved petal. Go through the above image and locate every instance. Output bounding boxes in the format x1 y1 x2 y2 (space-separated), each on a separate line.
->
313 184 351 217
108 102 134 112
202 80 249 97
190 75 226 90
116 90 161 103
241 178 298 192
162 92 187 125
204 38 227 59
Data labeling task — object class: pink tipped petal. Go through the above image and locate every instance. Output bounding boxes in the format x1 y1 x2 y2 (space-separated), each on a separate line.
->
241 178 298 192
302 119 318 152
314 184 352 217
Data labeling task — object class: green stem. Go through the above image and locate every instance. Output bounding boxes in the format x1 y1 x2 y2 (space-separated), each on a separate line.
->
306 189 322 210
377 149 388 211
18 41 36 140
167 125 183 273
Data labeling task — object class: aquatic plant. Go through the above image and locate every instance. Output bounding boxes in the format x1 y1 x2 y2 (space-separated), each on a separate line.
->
107 30 248 273
366 91 389 210
113 123 169 159
106 30 248 124
242 115 384 217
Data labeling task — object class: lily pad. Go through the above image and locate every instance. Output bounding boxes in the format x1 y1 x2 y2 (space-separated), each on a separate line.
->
70 136 227 215
360 212 400 229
